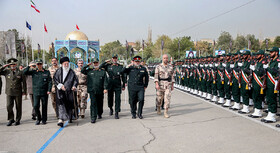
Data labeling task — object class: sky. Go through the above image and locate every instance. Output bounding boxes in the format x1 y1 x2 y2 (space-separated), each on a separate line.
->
0 0 279 50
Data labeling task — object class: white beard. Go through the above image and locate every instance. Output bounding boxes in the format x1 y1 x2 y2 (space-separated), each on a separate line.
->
62 66 70 82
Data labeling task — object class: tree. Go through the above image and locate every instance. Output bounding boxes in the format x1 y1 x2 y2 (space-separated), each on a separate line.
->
195 41 211 57
274 36 280 47
233 35 247 51
216 31 233 53
169 36 194 59
134 40 141 51
100 40 126 62
152 35 172 58
246 34 260 52
260 38 273 50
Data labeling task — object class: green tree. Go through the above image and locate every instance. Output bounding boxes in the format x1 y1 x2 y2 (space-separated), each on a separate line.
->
260 38 273 50
233 35 247 51
152 35 172 58
246 34 260 52
100 40 126 62
274 36 280 47
216 31 233 53
169 36 194 59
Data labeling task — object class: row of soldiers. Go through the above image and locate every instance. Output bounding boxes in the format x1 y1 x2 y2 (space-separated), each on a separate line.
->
172 47 280 127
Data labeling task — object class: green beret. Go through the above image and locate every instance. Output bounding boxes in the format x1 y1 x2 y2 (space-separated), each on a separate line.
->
267 47 279 52
93 58 99 62
112 54 118 58
256 49 265 55
36 59 43 64
243 50 251 55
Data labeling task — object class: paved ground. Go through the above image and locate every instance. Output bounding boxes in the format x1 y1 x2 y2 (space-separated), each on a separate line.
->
0 78 280 153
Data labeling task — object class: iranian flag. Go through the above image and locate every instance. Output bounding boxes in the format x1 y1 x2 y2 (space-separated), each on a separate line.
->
31 0 40 13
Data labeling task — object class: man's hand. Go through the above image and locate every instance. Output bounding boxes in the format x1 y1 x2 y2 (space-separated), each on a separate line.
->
47 92 51 94
105 59 111 63
155 82 160 90
3 64 10 68
144 87 147 90
122 87 125 91
87 62 92 66
72 87 76 91
171 85 174 91
104 90 108 94
22 93 26 96
61 85 66 91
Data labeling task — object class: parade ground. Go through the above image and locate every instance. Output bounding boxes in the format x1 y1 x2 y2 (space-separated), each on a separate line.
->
0 79 280 153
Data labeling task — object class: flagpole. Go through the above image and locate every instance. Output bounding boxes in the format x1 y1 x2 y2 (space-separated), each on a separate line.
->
43 23 45 67
30 2 34 61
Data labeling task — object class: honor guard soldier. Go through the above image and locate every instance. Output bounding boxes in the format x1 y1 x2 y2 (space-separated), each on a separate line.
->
82 58 108 123
23 59 52 125
74 59 88 118
154 54 175 118
262 47 279 123
223 53 233 107
216 55 225 104
238 50 252 114
248 50 266 118
230 51 242 110
99 54 126 119
122 56 149 119
0 58 27 126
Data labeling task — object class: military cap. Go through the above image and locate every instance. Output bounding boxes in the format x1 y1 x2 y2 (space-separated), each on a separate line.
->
93 58 99 63
29 61 36 66
60 56 70 64
243 50 251 55
267 47 279 52
256 49 265 55
226 53 232 56
132 55 142 61
36 59 43 64
112 54 118 58
7 58 18 65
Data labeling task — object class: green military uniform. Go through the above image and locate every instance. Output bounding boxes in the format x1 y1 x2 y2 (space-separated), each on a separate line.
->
205 57 212 100
82 58 108 123
217 56 225 103
211 58 218 102
240 51 251 106
232 54 241 105
99 54 126 119
249 50 266 118
0 58 26 126
261 47 280 123
200 59 207 97
122 56 149 119
23 59 52 124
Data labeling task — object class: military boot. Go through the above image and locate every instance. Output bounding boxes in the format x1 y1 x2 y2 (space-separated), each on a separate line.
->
157 107 161 115
164 109 169 118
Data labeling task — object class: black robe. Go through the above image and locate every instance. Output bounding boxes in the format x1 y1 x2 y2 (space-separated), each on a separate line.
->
53 67 78 120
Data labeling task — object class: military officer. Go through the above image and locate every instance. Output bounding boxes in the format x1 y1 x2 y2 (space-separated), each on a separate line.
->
48 57 59 117
82 58 108 123
230 51 242 110
248 50 266 118
223 53 233 107
99 54 126 119
154 54 175 118
23 59 52 125
238 50 252 114
216 55 225 104
122 56 149 119
211 56 219 102
74 59 88 118
261 47 279 123
0 58 27 126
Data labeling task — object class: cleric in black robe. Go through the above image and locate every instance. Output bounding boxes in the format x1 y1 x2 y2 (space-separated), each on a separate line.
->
53 57 78 127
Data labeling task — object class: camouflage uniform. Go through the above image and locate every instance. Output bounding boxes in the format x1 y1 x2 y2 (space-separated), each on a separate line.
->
154 63 175 109
74 68 88 117
48 66 59 117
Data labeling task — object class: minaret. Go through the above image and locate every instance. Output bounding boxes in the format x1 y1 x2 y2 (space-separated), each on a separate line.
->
148 26 152 44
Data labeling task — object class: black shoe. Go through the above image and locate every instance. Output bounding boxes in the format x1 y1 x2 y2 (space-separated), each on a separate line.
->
57 122 63 127
276 124 280 128
137 114 143 119
69 119 73 123
132 114 136 119
261 118 266 122
42 121 47 125
110 108 113 116
32 116 36 120
6 120 15 126
15 121 20 126
98 115 102 119
35 120 41 125
81 115 85 118
115 113 119 119
155 108 157 111
238 111 246 114
263 110 268 113
91 119 96 124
